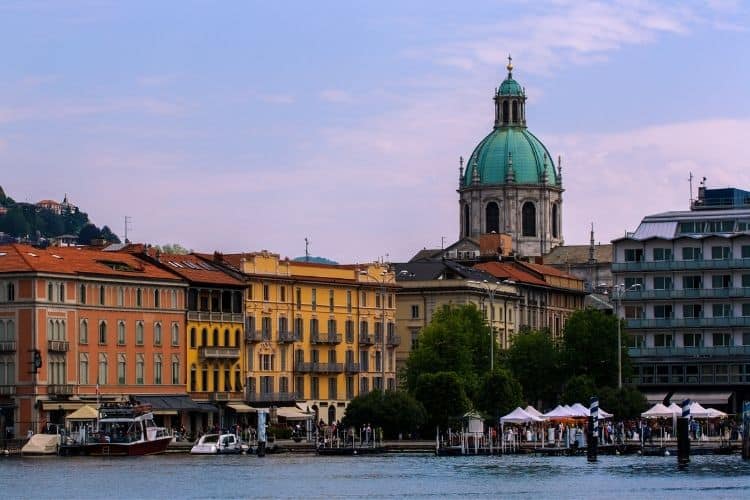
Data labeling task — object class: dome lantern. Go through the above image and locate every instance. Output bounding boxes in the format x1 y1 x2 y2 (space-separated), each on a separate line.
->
494 55 526 128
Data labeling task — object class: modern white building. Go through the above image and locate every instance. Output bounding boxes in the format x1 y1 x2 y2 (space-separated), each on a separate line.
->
612 187 750 411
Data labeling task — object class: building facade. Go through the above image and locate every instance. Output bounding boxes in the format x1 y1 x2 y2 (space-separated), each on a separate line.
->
0 244 188 437
612 187 750 411
220 251 397 424
457 58 563 258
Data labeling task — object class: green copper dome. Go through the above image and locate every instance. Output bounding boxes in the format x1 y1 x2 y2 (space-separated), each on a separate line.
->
498 77 523 96
463 128 558 186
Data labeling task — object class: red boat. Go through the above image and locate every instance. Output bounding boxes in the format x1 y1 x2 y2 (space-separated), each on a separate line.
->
82 403 173 456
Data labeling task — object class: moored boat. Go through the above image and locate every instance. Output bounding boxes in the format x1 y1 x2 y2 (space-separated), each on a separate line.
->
82 403 172 456
190 433 247 455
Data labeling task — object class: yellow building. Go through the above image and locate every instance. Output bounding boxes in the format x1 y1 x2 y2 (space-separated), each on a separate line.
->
223 251 397 424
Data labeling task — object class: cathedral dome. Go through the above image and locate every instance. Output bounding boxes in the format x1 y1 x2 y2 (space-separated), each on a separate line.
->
462 127 558 186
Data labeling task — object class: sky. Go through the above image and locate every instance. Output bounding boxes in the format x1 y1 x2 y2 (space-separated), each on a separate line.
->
1 0 749 263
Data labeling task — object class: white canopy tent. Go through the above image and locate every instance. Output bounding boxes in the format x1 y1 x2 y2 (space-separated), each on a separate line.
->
524 406 544 418
542 405 576 419
641 403 675 418
501 407 545 424
705 407 728 419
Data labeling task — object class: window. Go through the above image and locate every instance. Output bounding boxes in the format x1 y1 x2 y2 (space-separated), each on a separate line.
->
328 377 337 400
682 247 702 260
136 322 144 345
99 285 106 305
713 333 731 347
328 319 337 335
360 350 369 371
360 377 369 395
260 354 274 371
172 356 180 385
294 317 304 341
713 303 732 317
345 320 354 343
154 323 162 346
310 318 319 336
653 248 673 261
136 288 142 307
212 328 219 345
117 321 126 345
624 306 644 319
375 292 381 308
712 275 732 288
311 288 317 310
154 289 160 308
361 291 367 308
654 305 673 319
743 245 750 259
190 327 196 347
79 284 87 304
360 320 369 337
742 275 750 288
683 304 703 318
346 291 352 313
80 320 88 344
212 368 219 392
223 328 229 346
521 202 536 236
136 354 145 385
98 353 108 385
743 304 750 317
329 289 334 312
117 287 124 306
627 334 645 348
6 283 14 302
684 333 702 347
279 376 288 393
154 355 163 384
743 332 750 346
201 328 207 346
463 204 470 237
346 376 354 400
296 288 301 310
262 318 271 340
247 285 254 301
48 282 53 301
295 376 305 399
59 283 65 302
98 321 107 345
411 304 420 319
388 294 393 309
263 284 269 301
171 290 177 308
79 353 89 385
117 354 126 385
683 276 702 289
624 248 644 262
653 276 672 290
201 367 208 391
486 201 500 234
624 277 643 289
224 369 231 391
311 377 319 399
654 333 673 347
712 246 731 260
171 323 179 346
552 203 559 239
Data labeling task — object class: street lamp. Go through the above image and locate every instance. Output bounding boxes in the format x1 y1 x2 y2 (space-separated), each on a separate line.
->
360 267 391 393
612 283 641 389
468 279 502 372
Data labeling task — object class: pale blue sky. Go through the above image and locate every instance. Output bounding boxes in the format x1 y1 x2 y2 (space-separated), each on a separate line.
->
2 1 749 262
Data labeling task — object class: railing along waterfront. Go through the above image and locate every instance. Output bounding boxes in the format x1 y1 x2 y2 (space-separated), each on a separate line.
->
612 258 750 272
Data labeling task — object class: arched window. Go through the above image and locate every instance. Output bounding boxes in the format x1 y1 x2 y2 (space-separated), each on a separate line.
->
502 100 509 125
136 322 144 345
522 202 536 237
154 322 162 346
99 285 106 305
80 319 88 344
172 323 179 346
223 328 230 346
190 327 196 348
59 283 65 302
234 329 241 347
552 204 559 238
154 289 160 308
79 284 87 304
201 328 208 346
463 204 471 237
98 353 108 384
485 202 500 233
136 288 143 307
512 101 518 123
212 328 219 346
98 321 107 345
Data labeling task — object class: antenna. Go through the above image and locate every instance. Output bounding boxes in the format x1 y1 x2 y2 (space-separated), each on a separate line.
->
688 172 694 206
441 236 446 249
124 216 133 243
304 237 310 263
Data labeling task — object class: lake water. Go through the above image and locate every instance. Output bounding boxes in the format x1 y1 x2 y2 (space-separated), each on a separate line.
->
3 453 750 499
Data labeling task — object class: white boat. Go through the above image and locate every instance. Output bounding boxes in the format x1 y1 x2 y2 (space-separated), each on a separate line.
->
190 433 247 455
82 403 173 456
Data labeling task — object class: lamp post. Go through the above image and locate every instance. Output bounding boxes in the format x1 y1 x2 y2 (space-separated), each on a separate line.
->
360 267 390 393
613 283 641 389
469 279 502 372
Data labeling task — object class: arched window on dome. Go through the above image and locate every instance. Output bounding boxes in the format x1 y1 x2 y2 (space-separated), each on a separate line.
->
502 101 509 125
552 204 559 239
512 101 518 124
485 202 500 234
463 205 470 237
522 202 536 237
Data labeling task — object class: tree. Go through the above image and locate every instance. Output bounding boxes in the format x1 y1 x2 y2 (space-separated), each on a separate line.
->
476 368 523 419
78 223 101 245
599 386 648 419
561 309 628 388
404 304 493 400
342 390 426 439
561 374 597 405
99 225 121 244
0 208 30 237
506 329 559 408
156 243 190 255
414 371 470 431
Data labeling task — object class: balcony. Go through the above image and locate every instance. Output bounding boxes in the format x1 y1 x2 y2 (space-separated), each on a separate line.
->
246 330 263 343
358 334 374 346
344 362 361 373
0 385 15 396
198 347 241 360
210 392 231 402
48 384 75 397
246 391 297 403
188 311 244 323
295 362 344 373
311 333 342 345
278 331 299 343
47 340 69 352
295 362 314 373
613 258 750 273
0 341 16 352
626 317 750 329
622 288 750 301
386 334 401 347
629 346 750 358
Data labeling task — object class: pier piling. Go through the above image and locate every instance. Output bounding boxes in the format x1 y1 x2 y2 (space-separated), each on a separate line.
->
587 396 598 463
676 399 691 466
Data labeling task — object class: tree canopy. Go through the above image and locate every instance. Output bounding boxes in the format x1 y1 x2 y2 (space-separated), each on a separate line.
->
342 390 425 438
506 329 559 407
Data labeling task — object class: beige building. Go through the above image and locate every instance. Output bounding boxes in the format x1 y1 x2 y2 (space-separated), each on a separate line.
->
393 260 519 371
218 252 397 424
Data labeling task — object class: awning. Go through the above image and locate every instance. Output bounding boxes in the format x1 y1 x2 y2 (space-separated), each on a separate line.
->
227 403 256 413
65 404 99 420
276 406 314 420
669 392 732 406
41 401 86 411
134 395 205 412
643 392 668 404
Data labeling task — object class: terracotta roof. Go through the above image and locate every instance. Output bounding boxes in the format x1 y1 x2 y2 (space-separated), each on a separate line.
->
543 244 613 265
519 261 581 280
474 262 548 287
0 244 183 282
151 253 245 287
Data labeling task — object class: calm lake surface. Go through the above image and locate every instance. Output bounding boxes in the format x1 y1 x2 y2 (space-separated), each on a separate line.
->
3 453 750 499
